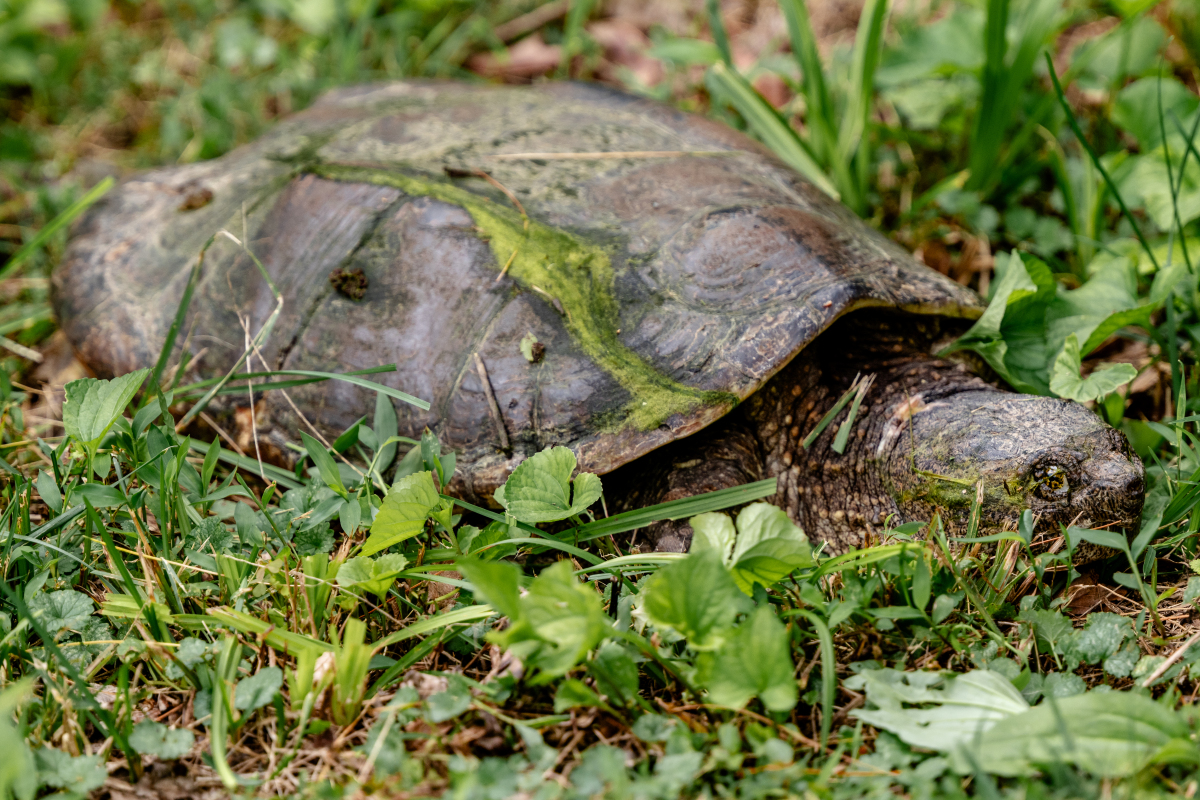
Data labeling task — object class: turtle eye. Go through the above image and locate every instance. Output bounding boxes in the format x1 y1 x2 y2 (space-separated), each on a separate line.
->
1034 464 1070 501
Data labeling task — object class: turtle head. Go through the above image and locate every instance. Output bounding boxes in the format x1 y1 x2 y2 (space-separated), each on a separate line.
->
892 390 1145 537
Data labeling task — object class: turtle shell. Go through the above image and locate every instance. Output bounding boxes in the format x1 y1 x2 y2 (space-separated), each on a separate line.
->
55 81 982 500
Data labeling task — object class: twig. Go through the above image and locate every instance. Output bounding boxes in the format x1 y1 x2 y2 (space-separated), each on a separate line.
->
240 313 265 480
444 167 527 218
494 0 569 41
443 167 529 284
472 353 510 452
198 411 248 458
241 336 371 486
0 335 42 362
486 150 735 161
1142 630 1200 687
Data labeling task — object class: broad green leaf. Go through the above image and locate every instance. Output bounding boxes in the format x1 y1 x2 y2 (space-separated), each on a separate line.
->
26 590 94 635
0 682 35 800
703 605 797 712
1069 525 1131 555
1044 256 1153 358
1049 333 1137 403
912 555 932 611
293 524 334 557
35 471 60 514
1118 148 1200 229
235 666 283 711
847 669 1029 753
458 558 523 620
128 721 195 760
1111 77 1199 150
641 549 749 650
949 691 1194 777
301 432 347 499
187 516 235 553
62 369 149 448
339 496 363 535
336 554 408 598
495 446 602 523
1018 608 1075 657
374 393 399 472
631 713 676 742
1184 577 1200 606
73 481 127 509
234 502 264 548
588 642 640 706
1065 612 1133 665
727 503 813 594
361 470 438 556
425 674 473 722
689 512 736 564
554 679 602 713
932 593 961 623
942 253 1055 393
34 749 107 794
489 561 612 682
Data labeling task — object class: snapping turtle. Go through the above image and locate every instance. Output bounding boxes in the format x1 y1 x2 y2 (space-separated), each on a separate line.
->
55 81 1145 553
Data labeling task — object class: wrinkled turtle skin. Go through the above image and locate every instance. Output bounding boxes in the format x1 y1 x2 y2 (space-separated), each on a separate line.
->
55 81 1145 553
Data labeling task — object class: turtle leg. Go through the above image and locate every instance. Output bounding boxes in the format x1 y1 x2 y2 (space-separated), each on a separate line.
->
608 418 765 552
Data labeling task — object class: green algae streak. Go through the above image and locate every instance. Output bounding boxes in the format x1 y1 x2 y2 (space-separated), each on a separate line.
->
310 163 735 431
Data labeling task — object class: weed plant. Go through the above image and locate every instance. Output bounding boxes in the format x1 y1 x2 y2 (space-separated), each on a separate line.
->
1 1 1200 798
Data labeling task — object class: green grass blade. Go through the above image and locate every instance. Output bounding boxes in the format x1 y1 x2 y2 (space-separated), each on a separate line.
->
705 0 733 66
574 553 685 576
568 478 778 542
832 374 873 454
968 0 1060 194
148 234 213 397
263 370 428 411
372 604 496 649
172 364 395 397
0 177 113 280
802 380 860 449
837 0 889 195
186 439 303 489
791 608 836 750
779 0 835 159
706 62 839 199
1045 53 1160 271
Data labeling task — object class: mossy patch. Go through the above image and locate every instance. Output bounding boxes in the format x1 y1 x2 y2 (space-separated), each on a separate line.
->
310 162 735 431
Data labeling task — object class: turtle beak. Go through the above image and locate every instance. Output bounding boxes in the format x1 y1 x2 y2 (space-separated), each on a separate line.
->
1075 447 1145 529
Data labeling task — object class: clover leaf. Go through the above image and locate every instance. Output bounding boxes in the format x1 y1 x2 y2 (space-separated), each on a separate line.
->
128 720 195 760
702 605 796 712
293 524 334 557
362 470 438 556
727 504 813 594
26 590 94 636
34 749 107 794
1048 333 1137 403
235 666 283 712
640 549 749 650
688 503 813 595
494 446 602 524
337 554 408 598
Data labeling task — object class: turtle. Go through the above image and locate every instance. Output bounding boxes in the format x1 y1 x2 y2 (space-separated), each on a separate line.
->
54 80 1146 554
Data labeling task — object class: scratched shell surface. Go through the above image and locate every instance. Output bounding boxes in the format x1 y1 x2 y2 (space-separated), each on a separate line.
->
55 81 983 500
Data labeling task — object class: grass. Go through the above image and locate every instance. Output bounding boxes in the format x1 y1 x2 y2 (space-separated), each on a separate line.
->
0 0 1199 797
